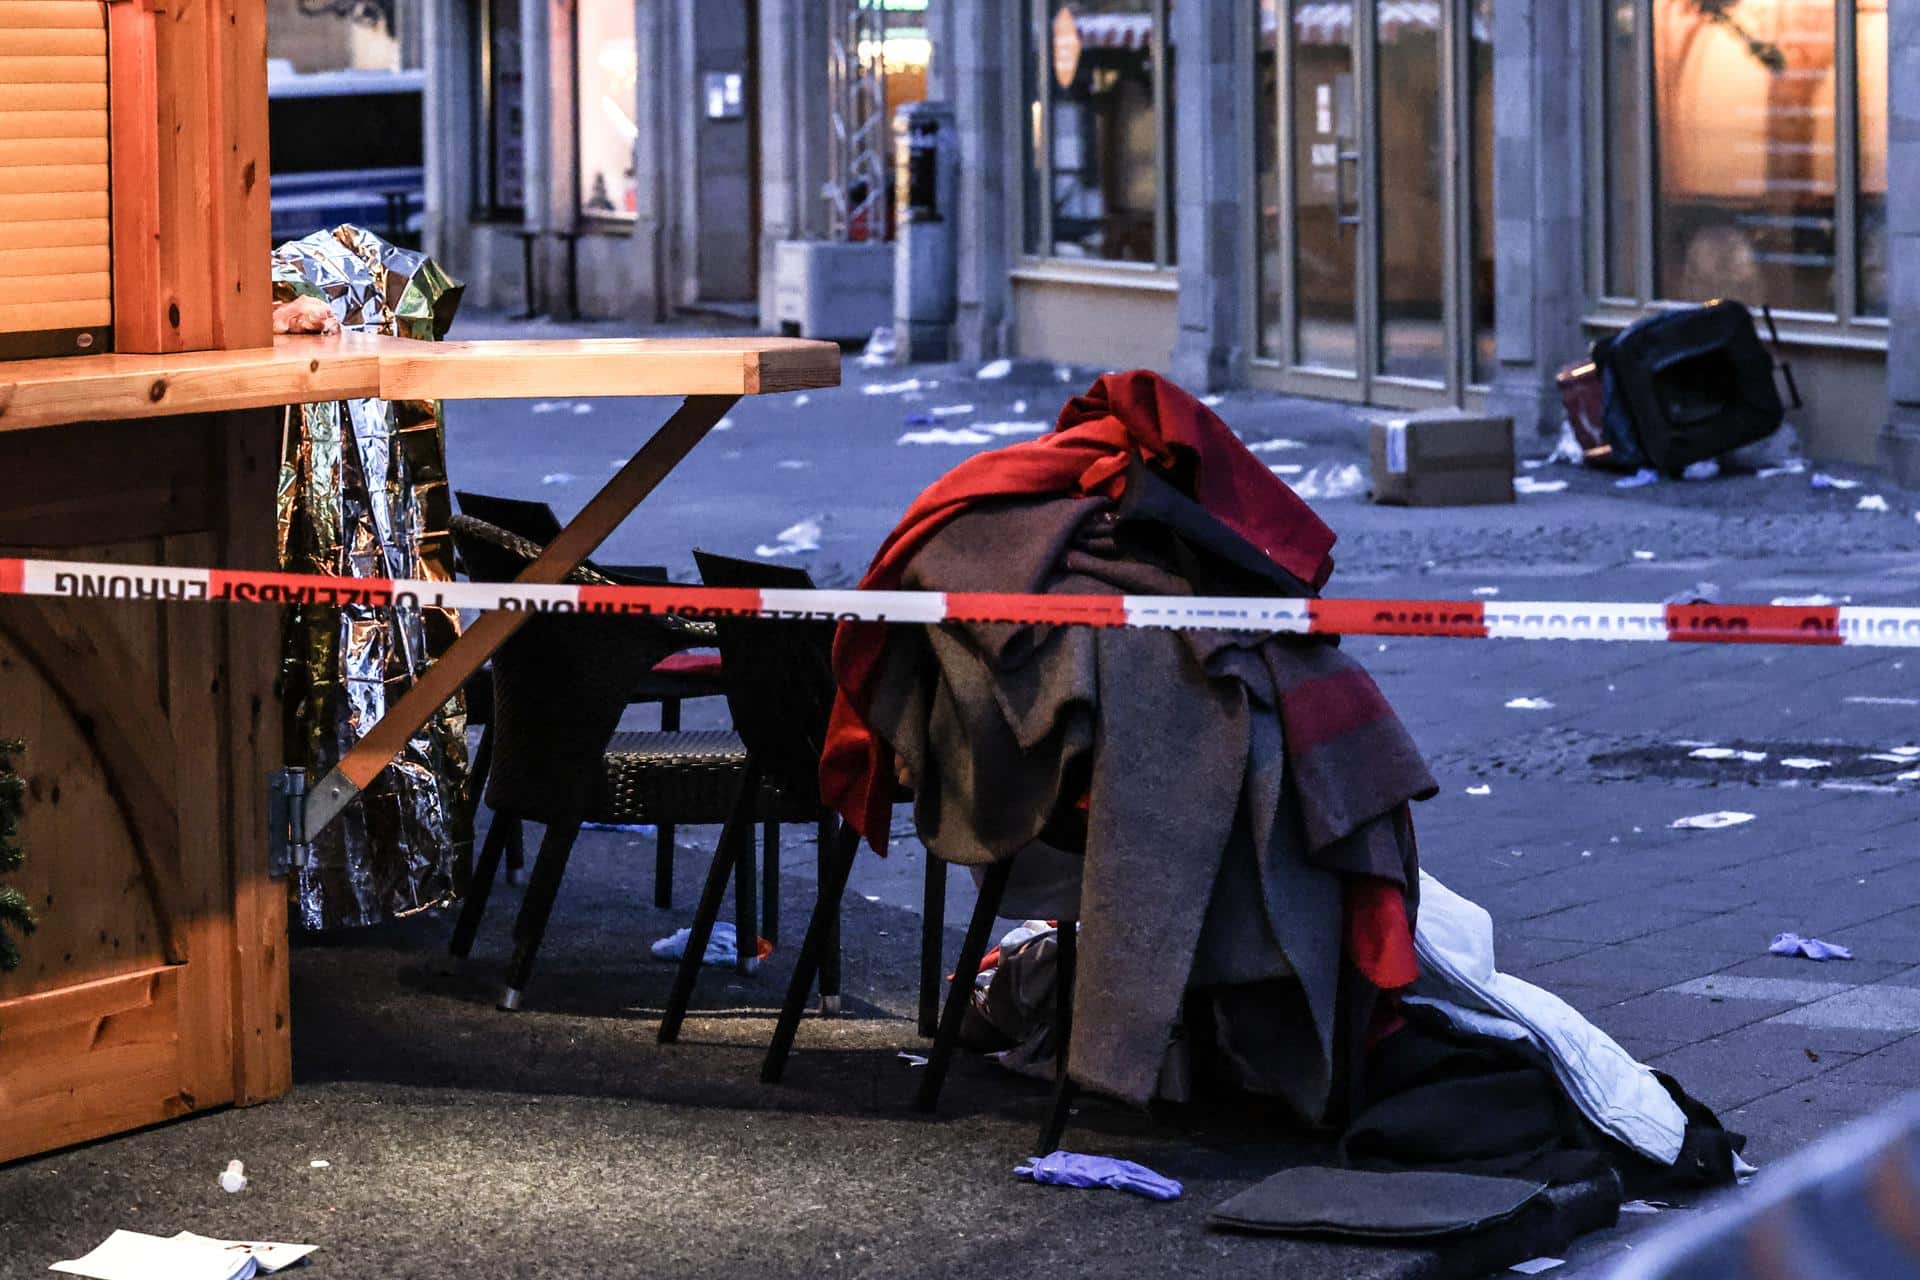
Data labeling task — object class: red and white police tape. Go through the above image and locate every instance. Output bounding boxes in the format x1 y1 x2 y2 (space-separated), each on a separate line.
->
2 555 1916 647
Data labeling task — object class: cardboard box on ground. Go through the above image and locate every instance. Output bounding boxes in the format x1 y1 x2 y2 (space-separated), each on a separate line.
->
1369 411 1516 508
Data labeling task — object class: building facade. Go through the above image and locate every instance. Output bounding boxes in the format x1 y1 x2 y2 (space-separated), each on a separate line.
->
420 0 932 326
938 0 1904 473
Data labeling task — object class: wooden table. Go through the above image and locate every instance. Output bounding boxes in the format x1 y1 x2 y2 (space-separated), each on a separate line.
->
0 333 839 1164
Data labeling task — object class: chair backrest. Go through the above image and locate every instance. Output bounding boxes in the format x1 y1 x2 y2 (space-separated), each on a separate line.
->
451 517 684 822
454 491 564 544
453 495 667 585
692 550 838 807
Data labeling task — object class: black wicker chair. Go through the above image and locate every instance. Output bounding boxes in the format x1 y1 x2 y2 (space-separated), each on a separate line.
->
452 492 728 904
656 551 851 1041
914 837 1086 1154
445 517 810 1010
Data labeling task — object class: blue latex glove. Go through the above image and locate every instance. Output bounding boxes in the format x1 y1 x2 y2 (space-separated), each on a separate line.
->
1770 931 1853 961
1014 1151 1182 1202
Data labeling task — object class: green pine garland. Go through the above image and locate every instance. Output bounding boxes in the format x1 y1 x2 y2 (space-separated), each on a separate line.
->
0 739 33 972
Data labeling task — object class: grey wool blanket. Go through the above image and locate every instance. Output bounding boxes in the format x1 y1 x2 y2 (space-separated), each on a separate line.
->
864 495 1436 1116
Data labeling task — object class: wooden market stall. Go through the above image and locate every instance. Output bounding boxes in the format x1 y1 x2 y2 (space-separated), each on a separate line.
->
0 1 838 1164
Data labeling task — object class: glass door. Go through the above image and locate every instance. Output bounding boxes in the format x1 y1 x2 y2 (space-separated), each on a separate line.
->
1257 0 1492 406
1289 0 1362 374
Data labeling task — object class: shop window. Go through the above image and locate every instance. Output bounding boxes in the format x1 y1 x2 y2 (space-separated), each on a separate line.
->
1600 0 1640 298
1254 0 1279 354
1856 0 1887 316
575 0 638 221
1594 0 1887 326
477 0 525 219
1468 0 1495 384
1022 0 1175 266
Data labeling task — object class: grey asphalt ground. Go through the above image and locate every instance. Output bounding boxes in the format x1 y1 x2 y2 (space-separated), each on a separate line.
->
9 309 1920 1277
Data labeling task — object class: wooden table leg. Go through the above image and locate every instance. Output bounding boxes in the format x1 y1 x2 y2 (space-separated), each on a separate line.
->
301 393 739 841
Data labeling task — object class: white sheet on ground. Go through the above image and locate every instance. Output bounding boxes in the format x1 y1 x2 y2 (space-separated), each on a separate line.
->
1412 871 1689 1164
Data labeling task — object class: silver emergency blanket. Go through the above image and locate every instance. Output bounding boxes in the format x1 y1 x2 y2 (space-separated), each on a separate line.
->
274 226 469 931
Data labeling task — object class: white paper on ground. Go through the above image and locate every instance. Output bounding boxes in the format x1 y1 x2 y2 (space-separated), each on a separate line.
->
1509 1258 1565 1275
754 517 823 558
172 1235 318 1275
1688 747 1767 763
50 1230 278 1280
1288 461 1367 500
1513 476 1567 495
898 427 991 446
1504 697 1554 710
1670 811 1756 831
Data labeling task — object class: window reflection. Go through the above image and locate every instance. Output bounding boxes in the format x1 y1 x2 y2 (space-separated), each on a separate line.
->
1469 0 1494 383
1652 0 1839 312
1044 1 1161 263
576 2 637 220
485 0 524 216
1857 0 1887 315
1256 0 1280 355
1602 0 1640 296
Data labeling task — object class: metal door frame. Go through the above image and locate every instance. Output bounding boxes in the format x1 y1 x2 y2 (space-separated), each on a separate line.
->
1257 0 1479 410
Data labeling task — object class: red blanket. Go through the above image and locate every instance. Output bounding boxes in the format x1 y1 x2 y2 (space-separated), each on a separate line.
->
820 370 1418 989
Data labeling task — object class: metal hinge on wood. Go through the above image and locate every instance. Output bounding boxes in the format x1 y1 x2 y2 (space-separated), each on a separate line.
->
268 768 315 879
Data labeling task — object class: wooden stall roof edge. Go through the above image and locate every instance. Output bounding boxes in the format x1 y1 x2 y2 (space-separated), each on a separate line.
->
0 332 843 434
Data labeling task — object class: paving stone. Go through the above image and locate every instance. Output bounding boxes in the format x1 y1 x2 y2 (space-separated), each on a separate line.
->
1520 943 1748 1005
1515 900 1721 946
1588 991 1800 1056
1647 1023 1863 1112
1665 974 1858 1004
1720 1090 1912 1157
1800 1035 1920 1086
1767 984 1920 1033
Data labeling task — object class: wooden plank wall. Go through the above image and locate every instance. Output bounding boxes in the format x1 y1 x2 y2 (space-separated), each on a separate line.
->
106 0 271 354
0 409 289 1163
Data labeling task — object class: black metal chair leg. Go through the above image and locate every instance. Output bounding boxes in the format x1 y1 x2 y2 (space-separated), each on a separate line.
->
762 821 779 946
760 817 862 1084
735 803 760 976
449 815 513 958
816 817 842 1012
655 697 681 909
919 853 946 1038
1037 920 1079 1154
916 860 1013 1114
457 723 495 891
499 815 587 1009
658 762 761 1043
504 816 526 885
